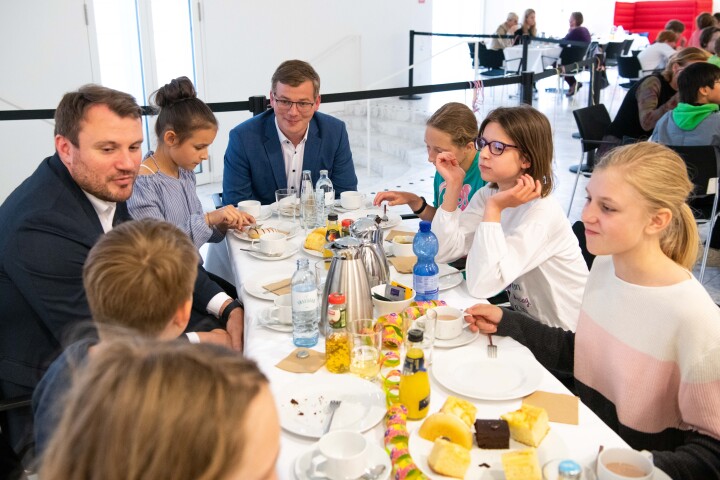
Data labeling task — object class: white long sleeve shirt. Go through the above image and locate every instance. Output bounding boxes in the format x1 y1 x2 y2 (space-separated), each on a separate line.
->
432 185 588 330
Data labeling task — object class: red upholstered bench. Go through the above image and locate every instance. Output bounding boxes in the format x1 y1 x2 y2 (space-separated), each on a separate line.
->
613 0 712 43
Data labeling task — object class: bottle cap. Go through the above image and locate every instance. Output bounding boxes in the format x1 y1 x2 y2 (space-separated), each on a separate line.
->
419 220 431 233
341 219 353 227
328 213 339 221
407 329 424 342
558 459 582 478
328 293 346 304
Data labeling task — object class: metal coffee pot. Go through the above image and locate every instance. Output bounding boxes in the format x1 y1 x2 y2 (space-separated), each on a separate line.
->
320 237 373 332
349 216 390 288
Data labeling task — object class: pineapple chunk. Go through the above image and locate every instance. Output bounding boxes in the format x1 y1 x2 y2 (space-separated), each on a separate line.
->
501 403 550 447
440 396 477 429
418 413 473 449
501 448 542 480
303 228 327 252
428 438 471 479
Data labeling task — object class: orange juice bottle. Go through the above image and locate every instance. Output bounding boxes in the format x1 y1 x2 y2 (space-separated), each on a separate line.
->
399 329 430 419
324 213 340 258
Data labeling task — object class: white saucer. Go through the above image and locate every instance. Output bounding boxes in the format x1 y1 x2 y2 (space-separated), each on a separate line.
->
434 326 479 348
293 441 391 480
247 244 299 261
257 307 293 332
302 246 326 258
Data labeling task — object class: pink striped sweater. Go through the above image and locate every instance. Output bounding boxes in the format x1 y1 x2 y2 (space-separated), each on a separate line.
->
496 255 720 479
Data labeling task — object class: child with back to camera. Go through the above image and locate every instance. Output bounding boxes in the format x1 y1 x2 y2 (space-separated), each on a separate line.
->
465 143 720 479
39 340 279 480
32 219 231 458
373 102 485 221
432 106 588 331
128 76 254 250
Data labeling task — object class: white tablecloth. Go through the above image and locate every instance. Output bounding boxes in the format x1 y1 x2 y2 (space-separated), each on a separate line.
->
226 214 628 479
504 45 563 74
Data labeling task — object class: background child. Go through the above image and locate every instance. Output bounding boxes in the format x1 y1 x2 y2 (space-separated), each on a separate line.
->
128 76 253 250
651 61 720 146
32 219 230 457
466 143 720 479
373 102 485 220
39 340 279 480
433 105 588 330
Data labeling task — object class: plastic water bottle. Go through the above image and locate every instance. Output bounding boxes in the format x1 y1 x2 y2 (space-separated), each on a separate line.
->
292 258 319 347
315 169 334 226
413 220 439 301
300 170 316 229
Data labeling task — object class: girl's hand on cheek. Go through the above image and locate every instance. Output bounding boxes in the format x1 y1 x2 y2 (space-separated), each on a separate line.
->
436 152 465 186
492 174 541 210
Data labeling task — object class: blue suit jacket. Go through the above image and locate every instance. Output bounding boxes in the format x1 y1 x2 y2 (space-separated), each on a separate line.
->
222 109 358 206
0 154 222 392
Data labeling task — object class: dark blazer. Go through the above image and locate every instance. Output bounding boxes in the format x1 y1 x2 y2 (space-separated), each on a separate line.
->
0 154 222 392
222 109 358 206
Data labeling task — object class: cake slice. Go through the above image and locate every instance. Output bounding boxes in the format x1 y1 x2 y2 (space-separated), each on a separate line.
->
427 438 471 479
418 412 473 449
500 403 550 447
501 448 541 480
440 396 477 429
474 419 510 449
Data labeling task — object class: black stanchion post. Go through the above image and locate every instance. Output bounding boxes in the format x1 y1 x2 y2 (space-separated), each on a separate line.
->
249 95 268 116
400 30 422 100
521 35 529 72
589 55 602 107
520 71 534 105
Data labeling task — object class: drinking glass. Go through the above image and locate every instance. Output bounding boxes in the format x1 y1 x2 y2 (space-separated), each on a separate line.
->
348 319 382 380
275 188 298 220
315 259 331 303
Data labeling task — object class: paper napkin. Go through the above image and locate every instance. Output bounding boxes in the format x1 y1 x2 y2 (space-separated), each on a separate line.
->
523 390 579 425
389 256 417 274
262 278 292 295
276 348 326 373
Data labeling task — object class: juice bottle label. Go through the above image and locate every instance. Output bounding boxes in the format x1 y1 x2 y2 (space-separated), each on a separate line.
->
418 395 430 411
402 355 426 375
327 307 346 329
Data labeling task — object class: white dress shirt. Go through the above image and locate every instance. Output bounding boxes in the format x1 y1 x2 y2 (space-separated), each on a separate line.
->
275 117 309 193
83 191 116 233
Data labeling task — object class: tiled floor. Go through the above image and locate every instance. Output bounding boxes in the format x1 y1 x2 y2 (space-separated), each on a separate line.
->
198 66 720 302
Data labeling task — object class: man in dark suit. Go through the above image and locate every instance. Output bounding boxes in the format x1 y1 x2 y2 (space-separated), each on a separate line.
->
222 59 358 206
0 85 244 459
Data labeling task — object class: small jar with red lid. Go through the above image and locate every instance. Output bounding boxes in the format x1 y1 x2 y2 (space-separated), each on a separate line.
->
325 293 350 373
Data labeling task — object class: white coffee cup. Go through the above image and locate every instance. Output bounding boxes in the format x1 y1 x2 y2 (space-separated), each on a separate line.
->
340 191 365 210
432 306 464 340
251 232 287 255
237 199 261 217
391 235 415 257
310 431 369 480
268 293 292 324
597 448 654 480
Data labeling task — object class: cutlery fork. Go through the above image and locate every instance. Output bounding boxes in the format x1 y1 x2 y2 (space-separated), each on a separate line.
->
322 400 341 434
487 334 497 358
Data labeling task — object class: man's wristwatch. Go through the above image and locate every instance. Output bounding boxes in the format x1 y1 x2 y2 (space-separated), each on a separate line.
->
220 299 244 326
413 196 428 215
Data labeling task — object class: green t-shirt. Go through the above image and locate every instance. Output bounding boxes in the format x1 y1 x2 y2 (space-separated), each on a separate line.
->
433 151 485 210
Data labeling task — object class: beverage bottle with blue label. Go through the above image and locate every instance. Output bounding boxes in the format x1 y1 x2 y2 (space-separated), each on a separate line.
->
291 258 319 347
412 220 439 301
315 169 334 226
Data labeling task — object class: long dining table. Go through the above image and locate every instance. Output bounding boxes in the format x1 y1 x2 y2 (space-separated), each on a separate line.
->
225 206 630 479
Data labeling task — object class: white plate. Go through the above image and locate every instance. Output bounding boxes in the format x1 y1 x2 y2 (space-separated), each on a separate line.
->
231 220 301 242
302 246 326 258
276 375 386 438
332 199 373 213
247 244 299 261
432 347 543 400
434 327 480 348
409 427 567 480
243 271 292 301
392 264 464 291
293 441 391 480
256 307 293 332
338 209 402 229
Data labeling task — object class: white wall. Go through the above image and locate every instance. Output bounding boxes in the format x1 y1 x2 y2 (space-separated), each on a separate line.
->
0 0 97 201
198 0 433 183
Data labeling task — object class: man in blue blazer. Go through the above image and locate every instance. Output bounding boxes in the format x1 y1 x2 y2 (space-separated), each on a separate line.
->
0 85 243 459
223 60 358 206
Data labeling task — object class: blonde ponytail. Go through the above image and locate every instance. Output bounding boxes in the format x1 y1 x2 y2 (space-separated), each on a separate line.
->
595 143 699 269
